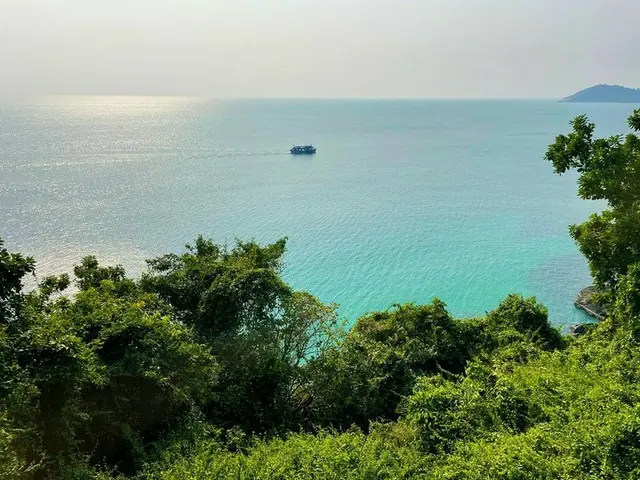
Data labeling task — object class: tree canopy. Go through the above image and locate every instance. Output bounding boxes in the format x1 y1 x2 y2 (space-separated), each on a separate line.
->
545 109 640 291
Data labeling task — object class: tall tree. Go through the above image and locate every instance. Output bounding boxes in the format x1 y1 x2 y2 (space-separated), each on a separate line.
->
545 110 640 291
142 236 342 432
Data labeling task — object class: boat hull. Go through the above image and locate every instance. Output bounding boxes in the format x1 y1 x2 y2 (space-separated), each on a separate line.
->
290 145 317 154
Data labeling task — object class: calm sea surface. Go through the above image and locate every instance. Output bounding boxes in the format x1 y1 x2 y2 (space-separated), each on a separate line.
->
1 97 635 326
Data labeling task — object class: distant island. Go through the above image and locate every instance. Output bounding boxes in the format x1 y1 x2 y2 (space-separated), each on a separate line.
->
562 84 640 103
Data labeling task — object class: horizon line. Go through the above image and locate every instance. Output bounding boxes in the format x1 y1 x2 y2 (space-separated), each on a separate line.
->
24 93 562 101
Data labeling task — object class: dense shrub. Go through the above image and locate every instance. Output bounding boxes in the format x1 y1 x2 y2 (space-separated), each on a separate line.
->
304 300 485 429
146 423 429 480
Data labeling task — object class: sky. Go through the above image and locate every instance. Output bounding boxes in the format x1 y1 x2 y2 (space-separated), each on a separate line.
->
1 0 639 99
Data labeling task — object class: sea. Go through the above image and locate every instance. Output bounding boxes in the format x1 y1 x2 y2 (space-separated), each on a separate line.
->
1 96 636 327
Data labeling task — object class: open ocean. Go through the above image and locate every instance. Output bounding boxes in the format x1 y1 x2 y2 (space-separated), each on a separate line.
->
1 96 635 326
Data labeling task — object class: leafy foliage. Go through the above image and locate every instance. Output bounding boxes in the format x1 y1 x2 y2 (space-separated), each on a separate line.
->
3 110 640 479
305 300 482 429
142 236 343 432
0 248 217 477
0 236 344 477
545 110 640 290
146 424 428 480
141 236 291 339
0 238 587 479
0 238 35 325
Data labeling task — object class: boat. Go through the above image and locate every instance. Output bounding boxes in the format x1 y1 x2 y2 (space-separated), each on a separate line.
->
290 145 316 155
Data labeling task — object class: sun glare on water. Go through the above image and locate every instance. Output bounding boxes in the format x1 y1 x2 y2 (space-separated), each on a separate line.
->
33 95 197 117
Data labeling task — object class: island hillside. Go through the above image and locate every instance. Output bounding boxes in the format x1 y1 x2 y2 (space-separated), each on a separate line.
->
562 84 640 103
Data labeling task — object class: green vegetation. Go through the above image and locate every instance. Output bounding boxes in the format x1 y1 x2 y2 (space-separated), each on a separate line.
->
545 109 640 294
2 110 640 479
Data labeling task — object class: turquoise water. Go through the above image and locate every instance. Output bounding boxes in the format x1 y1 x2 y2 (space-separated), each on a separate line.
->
1 97 635 325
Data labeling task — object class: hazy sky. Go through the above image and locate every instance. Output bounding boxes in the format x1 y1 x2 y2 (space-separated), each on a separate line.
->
1 0 639 98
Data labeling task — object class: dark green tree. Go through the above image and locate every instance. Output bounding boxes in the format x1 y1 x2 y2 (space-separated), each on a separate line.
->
306 300 483 429
483 294 563 353
0 238 35 325
0 247 218 477
141 236 290 338
142 236 342 432
545 110 640 291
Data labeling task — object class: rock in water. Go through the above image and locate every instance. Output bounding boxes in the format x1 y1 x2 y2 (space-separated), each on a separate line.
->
568 323 588 336
574 286 605 320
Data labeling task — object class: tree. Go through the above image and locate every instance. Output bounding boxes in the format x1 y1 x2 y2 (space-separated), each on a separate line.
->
207 291 342 432
73 255 129 292
306 300 483 429
0 247 218 477
0 238 35 325
142 236 342 432
141 236 291 339
484 294 563 352
545 110 640 291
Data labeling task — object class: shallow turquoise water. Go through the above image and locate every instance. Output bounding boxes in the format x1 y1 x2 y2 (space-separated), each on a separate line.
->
1 97 635 325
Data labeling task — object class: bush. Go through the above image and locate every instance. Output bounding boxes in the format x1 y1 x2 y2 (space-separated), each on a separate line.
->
146 423 428 480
